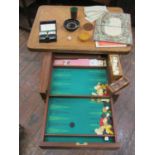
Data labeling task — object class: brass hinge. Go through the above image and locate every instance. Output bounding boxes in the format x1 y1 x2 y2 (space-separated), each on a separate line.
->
76 142 88 146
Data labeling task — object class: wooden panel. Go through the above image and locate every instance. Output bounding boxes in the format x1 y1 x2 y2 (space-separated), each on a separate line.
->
39 52 52 100
40 142 121 149
27 5 132 53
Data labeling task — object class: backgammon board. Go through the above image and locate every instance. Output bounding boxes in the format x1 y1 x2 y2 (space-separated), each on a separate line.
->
39 53 126 149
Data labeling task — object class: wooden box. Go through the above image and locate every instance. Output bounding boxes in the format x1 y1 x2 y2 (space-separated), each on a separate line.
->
38 53 123 149
108 55 123 82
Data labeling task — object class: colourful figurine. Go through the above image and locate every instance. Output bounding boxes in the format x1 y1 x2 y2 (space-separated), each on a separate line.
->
104 136 109 141
102 106 111 117
100 118 104 126
93 82 113 135
103 117 114 135
94 127 104 135
95 113 114 135
102 107 107 113
92 83 109 97
101 98 110 102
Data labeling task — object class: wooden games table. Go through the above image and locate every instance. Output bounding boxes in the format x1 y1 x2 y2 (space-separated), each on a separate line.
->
27 5 132 149
27 5 132 54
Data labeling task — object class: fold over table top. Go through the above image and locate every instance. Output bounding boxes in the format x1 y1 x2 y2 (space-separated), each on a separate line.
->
27 5 132 54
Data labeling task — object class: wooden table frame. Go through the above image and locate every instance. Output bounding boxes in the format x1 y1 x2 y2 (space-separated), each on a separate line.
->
39 52 121 149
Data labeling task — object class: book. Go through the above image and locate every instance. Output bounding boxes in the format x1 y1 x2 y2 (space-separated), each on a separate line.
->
93 12 133 45
96 41 127 48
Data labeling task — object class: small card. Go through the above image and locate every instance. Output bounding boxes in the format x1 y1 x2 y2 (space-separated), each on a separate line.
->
40 23 56 31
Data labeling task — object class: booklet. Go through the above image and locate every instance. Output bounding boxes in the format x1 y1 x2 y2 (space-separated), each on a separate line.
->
93 12 133 45
96 41 127 47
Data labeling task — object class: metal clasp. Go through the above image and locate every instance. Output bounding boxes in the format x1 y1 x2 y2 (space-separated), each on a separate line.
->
76 142 88 146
